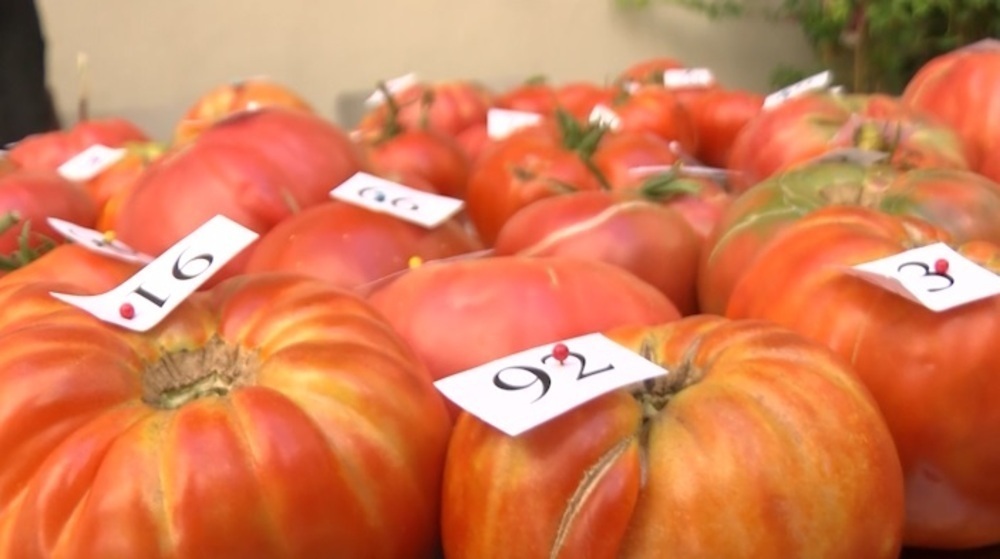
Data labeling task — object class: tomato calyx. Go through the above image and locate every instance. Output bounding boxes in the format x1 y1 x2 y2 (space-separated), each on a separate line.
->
0 211 58 272
143 336 261 409
631 337 702 421
636 165 703 201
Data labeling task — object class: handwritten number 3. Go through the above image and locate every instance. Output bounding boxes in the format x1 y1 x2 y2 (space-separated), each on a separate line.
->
492 352 616 403
897 261 955 292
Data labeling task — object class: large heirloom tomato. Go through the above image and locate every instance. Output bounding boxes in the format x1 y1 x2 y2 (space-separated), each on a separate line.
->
368 256 680 384
7 118 149 171
726 93 969 193
0 243 139 290
357 79 493 140
173 77 315 145
114 107 365 285
442 315 904 558
244 200 483 291
724 206 1000 549
0 273 451 558
683 87 763 168
902 40 1000 183
699 162 1000 314
493 191 700 315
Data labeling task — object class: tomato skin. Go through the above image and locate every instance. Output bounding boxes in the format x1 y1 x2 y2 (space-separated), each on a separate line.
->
494 191 700 315
173 78 315 145
698 162 1000 315
6 118 149 171
726 93 970 193
611 86 698 154
367 256 681 385
245 200 483 291
442 315 904 558
724 205 1000 549
0 169 97 260
0 273 451 558
114 107 365 285
357 80 493 140
684 87 764 168
590 131 679 189
902 43 1000 183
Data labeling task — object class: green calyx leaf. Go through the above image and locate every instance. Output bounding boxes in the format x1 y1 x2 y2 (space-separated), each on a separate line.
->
638 166 703 200
0 212 58 271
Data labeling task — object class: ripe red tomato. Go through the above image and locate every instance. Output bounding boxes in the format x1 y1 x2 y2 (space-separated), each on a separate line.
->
615 56 687 85
902 41 1000 183
441 315 905 558
552 82 617 121
464 125 605 245
684 87 764 168
114 107 365 285
590 130 679 189
0 273 451 558
610 85 698 154
362 128 470 199
173 77 315 145
244 200 483 291
367 256 681 385
726 93 970 193
0 243 139 290
85 142 165 229
495 79 558 114
725 205 1000 549
7 118 149 171
357 79 493 140
699 162 1000 314
493 190 701 315
616 167 733 242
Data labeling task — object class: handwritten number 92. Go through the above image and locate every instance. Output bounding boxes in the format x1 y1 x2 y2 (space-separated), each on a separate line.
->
492 351 615 402
896 261 955 292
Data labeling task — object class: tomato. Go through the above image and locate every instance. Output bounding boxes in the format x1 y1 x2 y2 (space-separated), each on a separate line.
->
553 82 617 121
699 162 1000 314
590 130 679 189
86 142 165 230
7 118 149 171
358 102 471 198
618 167 733 242
453 122 491 166
902 41 1000 183
610 85 698 153
493 190 700 315
173 77 315 145
464 124 605 245
0 169 98 274
244 200 483 291
726 93 970 193
0 273 451 558
615 56 687 86
357 80 493 139
114 107 365 285
367 256 681 385
495 79 558 115
684 87 764 168
441 315 904 558
724 205 1000 549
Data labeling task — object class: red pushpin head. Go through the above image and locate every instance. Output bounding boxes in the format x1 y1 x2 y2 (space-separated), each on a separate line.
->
552 343 569 365
934 258 949 274
119 302 135 320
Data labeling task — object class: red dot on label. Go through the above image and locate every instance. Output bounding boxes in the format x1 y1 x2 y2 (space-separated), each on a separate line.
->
552 343 569 365
934 259 949 274
119 303 135 320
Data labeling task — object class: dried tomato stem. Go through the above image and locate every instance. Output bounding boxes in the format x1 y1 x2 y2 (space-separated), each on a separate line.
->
143 336 261 409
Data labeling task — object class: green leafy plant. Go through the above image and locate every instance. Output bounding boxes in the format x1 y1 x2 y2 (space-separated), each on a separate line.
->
616 0 1000 93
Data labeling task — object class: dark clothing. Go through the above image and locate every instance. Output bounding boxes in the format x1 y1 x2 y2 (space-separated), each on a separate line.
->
0 0 59 146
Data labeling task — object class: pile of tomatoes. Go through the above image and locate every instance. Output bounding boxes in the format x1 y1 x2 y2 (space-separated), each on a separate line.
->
0 40 998 559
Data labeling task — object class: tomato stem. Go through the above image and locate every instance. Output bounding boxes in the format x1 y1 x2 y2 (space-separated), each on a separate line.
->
0 212 58 271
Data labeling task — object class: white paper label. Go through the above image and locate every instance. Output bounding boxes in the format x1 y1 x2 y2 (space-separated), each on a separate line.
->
808 147 889 166
364 72 419 108
763 70 834 110
330 172 464 229
47 217 154 265
588 105 622 131
434 333 669 437
847 242 1000 312
487 108 543 140
57 144 127 182
50 215 259 332
663 68 716 89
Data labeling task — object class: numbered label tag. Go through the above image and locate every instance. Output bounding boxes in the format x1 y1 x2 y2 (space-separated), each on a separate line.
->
364 72 419 108
434 333 669 437
588 105 622 131
763 70 833 110
57 144 127 182
47 217 154 265
808 147 889 166
663 68 716 89
847 243 1000 312
487 108 543 140
50 215 259 332
330 172 464 229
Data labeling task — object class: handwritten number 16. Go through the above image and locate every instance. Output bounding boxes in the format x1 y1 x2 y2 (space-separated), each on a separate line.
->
492 351 615 402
